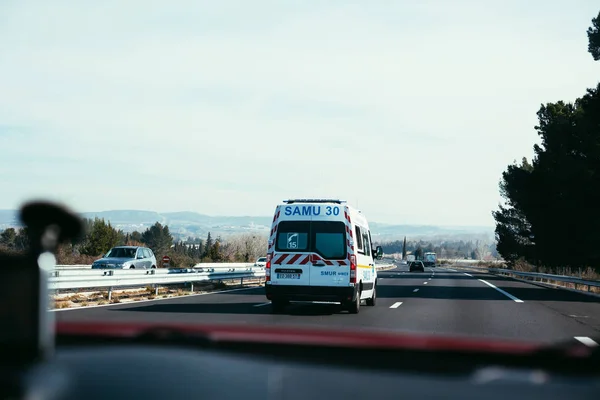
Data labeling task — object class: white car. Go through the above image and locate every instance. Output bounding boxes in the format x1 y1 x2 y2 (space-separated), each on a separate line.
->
255 257 267 267
264 199 383 314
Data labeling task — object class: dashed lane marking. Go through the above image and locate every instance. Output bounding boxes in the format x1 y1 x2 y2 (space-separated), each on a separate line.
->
478 279 524 303
574 337 598 347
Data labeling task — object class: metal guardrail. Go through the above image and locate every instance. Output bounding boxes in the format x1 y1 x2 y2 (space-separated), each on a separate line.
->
452 265 600 293
53 262 255 270
54 264 95 269
49 263 396 292
49 266 265 291
439 259 504 264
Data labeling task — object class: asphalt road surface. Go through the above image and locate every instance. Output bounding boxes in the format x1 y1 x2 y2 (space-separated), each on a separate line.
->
55 263 600 345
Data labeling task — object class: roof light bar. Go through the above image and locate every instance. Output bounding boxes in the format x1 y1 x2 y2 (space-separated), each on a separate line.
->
283 199 346 204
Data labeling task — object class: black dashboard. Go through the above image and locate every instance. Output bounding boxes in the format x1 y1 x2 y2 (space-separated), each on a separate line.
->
10 338 600 400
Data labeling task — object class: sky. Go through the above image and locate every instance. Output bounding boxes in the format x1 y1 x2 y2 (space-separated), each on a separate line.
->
1 0 598 227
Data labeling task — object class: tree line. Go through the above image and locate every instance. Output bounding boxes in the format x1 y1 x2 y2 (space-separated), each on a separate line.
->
0 217 267 267
378 238 497 260
493 11 600 272
2 219 493 264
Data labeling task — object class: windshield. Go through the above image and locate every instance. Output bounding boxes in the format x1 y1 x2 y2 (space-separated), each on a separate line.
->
1 1 600 359
105 248 137 259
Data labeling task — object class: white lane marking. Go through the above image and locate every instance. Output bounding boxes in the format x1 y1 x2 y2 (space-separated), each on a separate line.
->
574 337 599 347
413 289 419 292
423 282 428 285
50 286 260 312
478 279 524 303
390 302 403 309
254 302 272 307
464 273 473 277
428 278 432 280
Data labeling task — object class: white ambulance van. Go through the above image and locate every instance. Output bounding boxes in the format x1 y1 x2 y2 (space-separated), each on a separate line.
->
264 199 383 314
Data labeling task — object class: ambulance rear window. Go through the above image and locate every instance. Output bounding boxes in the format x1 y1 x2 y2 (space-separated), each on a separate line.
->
276 221 309 251
313 221 346 259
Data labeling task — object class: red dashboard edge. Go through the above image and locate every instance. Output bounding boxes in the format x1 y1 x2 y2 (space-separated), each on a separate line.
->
55 321 546 354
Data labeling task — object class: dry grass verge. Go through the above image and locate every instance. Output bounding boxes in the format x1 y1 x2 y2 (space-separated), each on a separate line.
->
50 278 264 310
453 261 600 295
377 264 397 271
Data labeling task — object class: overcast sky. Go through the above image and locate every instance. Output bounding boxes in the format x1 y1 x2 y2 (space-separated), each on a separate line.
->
1 0 598 226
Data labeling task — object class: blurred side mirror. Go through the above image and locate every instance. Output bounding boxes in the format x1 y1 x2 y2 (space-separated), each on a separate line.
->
375 246 383 260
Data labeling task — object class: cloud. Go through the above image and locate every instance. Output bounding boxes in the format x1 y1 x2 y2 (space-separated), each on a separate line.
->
1 0 599 226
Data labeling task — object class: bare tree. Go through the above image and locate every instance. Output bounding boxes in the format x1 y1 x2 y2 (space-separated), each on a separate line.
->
474 240 490 260
219 241 237 262
439 247 448 259
224 234 268 262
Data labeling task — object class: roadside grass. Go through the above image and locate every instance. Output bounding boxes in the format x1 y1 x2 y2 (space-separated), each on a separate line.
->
49 277 265 310
458 260 600 295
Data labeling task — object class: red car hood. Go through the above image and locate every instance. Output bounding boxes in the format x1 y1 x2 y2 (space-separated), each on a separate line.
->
56 321 545 355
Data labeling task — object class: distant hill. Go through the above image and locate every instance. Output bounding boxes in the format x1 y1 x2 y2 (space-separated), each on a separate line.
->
369 221 493 235
81 210 165 224
0 209 494 242
368 222 494 241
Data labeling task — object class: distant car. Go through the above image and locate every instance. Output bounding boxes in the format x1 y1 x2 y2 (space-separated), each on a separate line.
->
409 261 425 272
91 246 157 270
254 257 267 267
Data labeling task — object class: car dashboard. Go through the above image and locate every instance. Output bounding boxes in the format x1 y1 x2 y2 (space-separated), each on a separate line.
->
8 332 600 400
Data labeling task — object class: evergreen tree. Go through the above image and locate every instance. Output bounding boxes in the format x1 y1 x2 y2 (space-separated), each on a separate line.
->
203 232 213 259
587 10 600 60
141 222 174 257
0 228 16 248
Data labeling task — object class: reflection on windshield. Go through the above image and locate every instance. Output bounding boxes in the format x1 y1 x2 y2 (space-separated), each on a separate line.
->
2 2 600 350
106 248 136 258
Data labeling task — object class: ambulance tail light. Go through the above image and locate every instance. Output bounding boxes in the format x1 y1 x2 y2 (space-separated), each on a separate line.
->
265 254 272 282
350 254 357 284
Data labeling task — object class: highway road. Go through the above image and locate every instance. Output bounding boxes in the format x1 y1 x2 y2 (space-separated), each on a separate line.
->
55 263 600 345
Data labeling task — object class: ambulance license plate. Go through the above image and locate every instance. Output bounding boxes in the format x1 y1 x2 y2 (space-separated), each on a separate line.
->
277 273 300 279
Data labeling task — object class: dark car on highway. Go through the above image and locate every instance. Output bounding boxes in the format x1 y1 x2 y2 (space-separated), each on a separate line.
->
409 261 425 272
